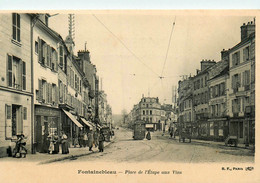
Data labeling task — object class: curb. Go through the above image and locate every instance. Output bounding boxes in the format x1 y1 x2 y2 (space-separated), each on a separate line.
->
39 140 114 165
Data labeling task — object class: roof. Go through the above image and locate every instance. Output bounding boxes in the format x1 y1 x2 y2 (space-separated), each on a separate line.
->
229 32 255 53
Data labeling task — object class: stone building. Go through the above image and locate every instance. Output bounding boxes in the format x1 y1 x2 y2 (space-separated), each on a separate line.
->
207 60 229 141
227 20 255 145
177 77 195 136
193 60 216 139
0 13 33 156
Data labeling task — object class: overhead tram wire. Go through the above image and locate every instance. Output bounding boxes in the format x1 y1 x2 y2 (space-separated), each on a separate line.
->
92 14 160 78
160 17 176 78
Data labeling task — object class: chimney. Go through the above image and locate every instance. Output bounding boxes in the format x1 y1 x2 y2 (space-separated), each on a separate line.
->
221 49 229 61
201 59 216 71
240 20 255 41
78 50 90 63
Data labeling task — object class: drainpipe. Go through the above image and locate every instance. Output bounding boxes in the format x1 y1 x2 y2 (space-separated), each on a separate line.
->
30 16 35 154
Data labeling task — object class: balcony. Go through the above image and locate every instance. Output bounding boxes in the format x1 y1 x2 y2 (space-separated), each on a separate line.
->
196 113 208 120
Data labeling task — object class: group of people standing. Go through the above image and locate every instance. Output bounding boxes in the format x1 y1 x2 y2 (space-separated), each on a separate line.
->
85 130 105 152
41 129 106 155
41 131 70 155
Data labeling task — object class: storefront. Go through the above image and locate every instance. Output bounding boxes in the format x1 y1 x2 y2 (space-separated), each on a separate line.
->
208 118 228 141
35 105 60 153
229 118 244 144
61 109 83 146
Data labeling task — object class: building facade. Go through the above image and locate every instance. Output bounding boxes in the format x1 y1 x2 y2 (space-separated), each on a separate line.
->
227 21 255 144
0 13 33 156
208 60 229 141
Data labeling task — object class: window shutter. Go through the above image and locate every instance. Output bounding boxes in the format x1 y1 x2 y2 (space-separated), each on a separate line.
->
242 72 245 86
50 83 53 103
22 61 26 90
47 45 51 67
237 51 240 64
55 85 58 104
46 82 49 103
243 48 246 62
7 55 13 87
249 42 255 60
38 79 42 102
231 75 235 89
5 104 12 139
232 54 235 67
38 38 42 63
55 50 58 71
17 107 23 135
238 73 241 87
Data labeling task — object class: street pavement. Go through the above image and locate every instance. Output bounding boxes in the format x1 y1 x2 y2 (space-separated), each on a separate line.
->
0 128 254 164
59 128 254 163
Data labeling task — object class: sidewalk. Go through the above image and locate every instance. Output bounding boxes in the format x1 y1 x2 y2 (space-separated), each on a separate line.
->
0 140 114 164
153 131 255 151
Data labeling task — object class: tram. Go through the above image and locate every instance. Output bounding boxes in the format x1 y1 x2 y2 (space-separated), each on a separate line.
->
133 121 146 140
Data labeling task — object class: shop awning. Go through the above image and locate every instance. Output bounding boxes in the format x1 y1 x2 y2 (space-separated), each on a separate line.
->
62 109 83 128
80 118 93 129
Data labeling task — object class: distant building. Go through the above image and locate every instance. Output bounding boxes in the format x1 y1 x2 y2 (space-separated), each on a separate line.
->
208 60 229 141
193 60 216 139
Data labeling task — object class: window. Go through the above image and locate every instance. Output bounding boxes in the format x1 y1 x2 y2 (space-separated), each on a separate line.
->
5 104 24 139
232 51 240 67
80 80 82 93
6 55 26 90
232 74 241 92
243 46 249 62
143 110 145 115
59 45 64 69
12 13 20 42
150 110 152 115
42 80 47 102
242 70 250 88
35 41 38 54
23 107 27 120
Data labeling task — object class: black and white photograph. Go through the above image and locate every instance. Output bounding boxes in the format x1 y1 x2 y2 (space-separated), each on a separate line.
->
0 8 258 183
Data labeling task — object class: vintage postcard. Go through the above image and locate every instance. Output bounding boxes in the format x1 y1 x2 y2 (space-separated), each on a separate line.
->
0 9 259 183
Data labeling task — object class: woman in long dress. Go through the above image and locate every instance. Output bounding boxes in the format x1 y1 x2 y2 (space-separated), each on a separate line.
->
98 132 105 152
53 131 60 154
61 132 69 154
87 131 94 151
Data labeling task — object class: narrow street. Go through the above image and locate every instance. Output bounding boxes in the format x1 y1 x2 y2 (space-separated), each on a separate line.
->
60 128 254 163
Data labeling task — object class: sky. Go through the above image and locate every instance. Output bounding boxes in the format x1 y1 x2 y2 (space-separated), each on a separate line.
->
48 10 254 114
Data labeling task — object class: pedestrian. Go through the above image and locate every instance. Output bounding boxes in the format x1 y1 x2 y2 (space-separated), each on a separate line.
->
53 131 60 154
88 131 94 151
93 130 99 147
83 131 88 147
98 132 105 152
73 133 79 148
41 130 50 153
61 131 69 154
146 131 151 140
48 134 54 154
170 128 173 138
79 129 84 148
